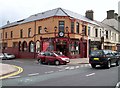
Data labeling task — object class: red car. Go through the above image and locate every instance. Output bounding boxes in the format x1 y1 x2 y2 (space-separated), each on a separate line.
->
37 51 70 65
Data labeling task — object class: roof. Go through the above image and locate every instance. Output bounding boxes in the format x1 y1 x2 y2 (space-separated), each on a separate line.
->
1 8 99 29
95 20 120 33
102 18 120 32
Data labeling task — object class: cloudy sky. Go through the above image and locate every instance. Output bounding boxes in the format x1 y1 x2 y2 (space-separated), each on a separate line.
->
0 0 119 27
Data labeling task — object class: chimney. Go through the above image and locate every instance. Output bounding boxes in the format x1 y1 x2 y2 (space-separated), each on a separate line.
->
114 13 118 20
85 10 94 20
7 21 10 24
107 10 115 19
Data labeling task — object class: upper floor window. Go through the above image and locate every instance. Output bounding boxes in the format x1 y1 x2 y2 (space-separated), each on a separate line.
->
59 21 64 32
5 32 7 38
1 33 2 38
88 27 91 36
100 29 101 37
38 26 42 34
71 22 74 33
95 29 98 37
106 30 108 39
76 22 79 34
11 31 13 38
28 28 31 37
20 29 23 38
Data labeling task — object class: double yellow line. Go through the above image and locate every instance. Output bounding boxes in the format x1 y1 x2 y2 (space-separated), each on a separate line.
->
0 65 23 80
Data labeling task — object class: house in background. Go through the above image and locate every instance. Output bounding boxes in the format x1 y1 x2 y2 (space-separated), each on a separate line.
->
86 10 120 52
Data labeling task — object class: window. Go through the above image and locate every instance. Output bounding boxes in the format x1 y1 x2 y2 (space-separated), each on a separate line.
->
106 30 108 39
13 42 18 48
5 32 7 38
76 22 79 34
36 41 40 53
71 22 74 33
20 29 23 38
29 41 34 52
84 26 87 36
11 31 13 38
88 27 91 36
0 33 2 38
28 28 31 37
22 41 27 51
59 21 64 32
95 29 98 37
100 29 101 37
38 26 42 34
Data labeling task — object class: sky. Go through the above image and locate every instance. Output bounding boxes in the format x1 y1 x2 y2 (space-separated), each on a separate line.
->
0 0 119 27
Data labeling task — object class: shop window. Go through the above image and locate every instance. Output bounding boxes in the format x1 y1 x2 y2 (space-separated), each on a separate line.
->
69 41 80 55
22 41 27 51
29 41 34 52
13 42 18 48
59 21 64 32
18 42 22 51
36 41 40 53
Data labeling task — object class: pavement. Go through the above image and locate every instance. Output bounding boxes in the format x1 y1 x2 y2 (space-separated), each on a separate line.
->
0 58 89 79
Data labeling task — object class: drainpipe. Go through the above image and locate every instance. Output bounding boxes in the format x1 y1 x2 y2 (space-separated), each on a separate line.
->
34 21 36 59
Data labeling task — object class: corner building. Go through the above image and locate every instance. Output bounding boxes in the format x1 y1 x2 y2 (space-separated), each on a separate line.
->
0 8 99 59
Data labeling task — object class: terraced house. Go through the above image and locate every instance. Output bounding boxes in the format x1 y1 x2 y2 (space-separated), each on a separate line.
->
0 8 119 59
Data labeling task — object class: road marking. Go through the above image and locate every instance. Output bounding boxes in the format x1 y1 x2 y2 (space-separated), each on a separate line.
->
75 66 80 69
86 73 95 77
69 66 75 70
28 73 39 76
115 82 120 88
8 76 21 79
0 65 23 80
65 67 70 70
45 71 54 74
12 60 24 63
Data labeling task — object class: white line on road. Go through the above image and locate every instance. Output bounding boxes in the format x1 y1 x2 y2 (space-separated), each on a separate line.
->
8 76 21 79
75 66 80 69
12 60 24 63
115 82 120 88
45 71 54 74
28 73 39 76
86 73 95 77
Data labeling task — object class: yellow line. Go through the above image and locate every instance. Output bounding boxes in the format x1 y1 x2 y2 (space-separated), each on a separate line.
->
0 65 23 80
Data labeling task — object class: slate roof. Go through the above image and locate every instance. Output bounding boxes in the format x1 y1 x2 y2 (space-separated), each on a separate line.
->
102 18 120 32
1 8 99 29
95 20 120 33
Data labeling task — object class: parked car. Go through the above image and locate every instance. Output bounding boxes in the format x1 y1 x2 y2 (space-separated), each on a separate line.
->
112 51 120 59
37 51 70 65
89 50 120 69
0 53 16 60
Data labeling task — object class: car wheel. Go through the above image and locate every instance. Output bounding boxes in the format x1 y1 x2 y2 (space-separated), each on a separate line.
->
91 64 96 68
116 60 120 66
106 60 111 69
55 60 60 66
38 59 43 64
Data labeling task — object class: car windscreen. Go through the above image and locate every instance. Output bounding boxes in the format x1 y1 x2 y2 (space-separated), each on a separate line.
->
90 50 103 56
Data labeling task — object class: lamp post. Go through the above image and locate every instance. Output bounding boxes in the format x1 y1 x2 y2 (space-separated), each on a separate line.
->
54 26 57 37
54 26 57 51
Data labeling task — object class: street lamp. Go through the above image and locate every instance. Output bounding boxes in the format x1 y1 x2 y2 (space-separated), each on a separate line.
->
66 26 69 37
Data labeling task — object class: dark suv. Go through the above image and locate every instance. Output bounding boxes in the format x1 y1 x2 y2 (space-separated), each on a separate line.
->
89 50 120 69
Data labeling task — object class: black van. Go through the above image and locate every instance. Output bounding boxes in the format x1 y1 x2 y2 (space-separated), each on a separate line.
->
89 50 120 69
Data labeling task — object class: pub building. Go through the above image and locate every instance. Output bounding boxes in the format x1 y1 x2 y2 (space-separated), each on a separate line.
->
0 8 99 59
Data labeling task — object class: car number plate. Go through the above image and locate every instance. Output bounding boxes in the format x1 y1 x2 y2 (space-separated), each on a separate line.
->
94 58 99 60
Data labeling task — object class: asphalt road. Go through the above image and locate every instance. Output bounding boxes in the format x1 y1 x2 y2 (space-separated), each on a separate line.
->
2 59 120 88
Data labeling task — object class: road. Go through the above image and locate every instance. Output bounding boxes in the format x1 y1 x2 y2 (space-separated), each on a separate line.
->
2 59 120 88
